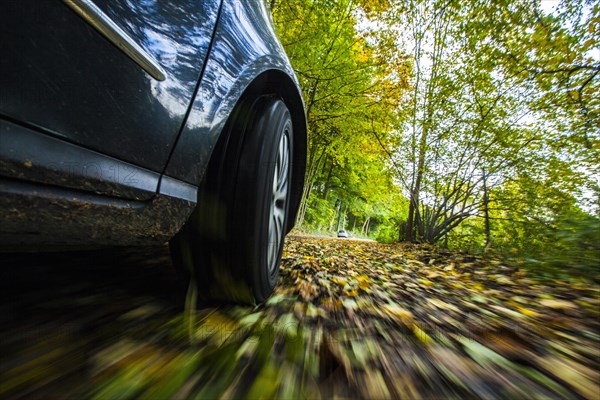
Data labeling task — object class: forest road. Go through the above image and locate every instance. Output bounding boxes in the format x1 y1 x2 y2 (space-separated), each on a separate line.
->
1 237 598 399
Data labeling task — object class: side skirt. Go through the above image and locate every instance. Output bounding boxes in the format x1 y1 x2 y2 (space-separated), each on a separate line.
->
0 177 196 250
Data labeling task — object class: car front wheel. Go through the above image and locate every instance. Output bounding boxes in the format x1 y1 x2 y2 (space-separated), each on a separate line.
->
170 96 293 304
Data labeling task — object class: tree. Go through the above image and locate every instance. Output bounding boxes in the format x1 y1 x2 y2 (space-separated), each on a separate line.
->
272 0 408 228
272 0 598 270
369 0 598 251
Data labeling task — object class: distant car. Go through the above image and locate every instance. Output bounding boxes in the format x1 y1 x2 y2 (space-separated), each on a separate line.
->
338 230 349 238
0 0 306 303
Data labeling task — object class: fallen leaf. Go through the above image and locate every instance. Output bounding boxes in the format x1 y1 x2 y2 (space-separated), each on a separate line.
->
539 299 578 310
383 303 414 324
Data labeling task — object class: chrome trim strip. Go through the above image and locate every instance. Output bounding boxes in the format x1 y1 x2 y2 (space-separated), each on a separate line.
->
63 0 167 81
159 175 198 203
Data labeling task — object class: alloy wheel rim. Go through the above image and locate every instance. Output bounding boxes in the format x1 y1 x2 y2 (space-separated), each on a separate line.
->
267 127 290 279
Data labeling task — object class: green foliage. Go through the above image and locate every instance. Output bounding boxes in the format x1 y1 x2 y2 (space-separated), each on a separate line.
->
447 220 486 254
550 213 600 271
271 0 410 235
273 0 598 278
304 196 335 229
448 183 600 280
374 223 398 244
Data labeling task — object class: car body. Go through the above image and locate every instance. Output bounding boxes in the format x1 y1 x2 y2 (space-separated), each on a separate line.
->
0 0 306 302
337 230 349 238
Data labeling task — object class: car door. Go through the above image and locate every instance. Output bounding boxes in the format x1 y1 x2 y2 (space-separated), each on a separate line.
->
0 0 221 174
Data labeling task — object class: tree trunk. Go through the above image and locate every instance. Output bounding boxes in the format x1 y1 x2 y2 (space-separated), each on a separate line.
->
362 216 370 235
405 130 427 242
322 161 334 200
329 200 340 231
336 204 346 231
296 142 327 226
296 182 312 227
404 5 450 242
398 220 406 242
482 168 492 252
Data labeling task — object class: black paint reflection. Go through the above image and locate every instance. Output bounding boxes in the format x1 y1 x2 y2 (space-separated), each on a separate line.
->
97 0 218 118
0 0 219 171
166 0 295 183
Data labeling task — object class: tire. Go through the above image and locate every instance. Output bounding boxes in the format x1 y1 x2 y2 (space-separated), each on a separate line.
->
170 96 293 304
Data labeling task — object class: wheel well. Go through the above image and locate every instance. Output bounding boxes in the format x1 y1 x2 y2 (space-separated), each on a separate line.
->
236 70 307 232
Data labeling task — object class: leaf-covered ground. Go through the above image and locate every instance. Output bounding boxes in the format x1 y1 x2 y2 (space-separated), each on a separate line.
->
1 236 599 399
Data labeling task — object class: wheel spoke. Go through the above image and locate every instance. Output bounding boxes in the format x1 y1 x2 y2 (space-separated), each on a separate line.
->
267 128 291 276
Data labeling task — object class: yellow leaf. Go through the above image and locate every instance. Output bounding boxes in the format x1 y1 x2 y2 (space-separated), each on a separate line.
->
383 304 414 324
357 275 371 289
516 305 540 318
428 298 460 313
332 276 348 286
411 323 433 345
540 299 578 310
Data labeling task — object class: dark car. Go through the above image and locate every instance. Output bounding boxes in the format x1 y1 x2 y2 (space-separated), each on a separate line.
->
0 0 306 303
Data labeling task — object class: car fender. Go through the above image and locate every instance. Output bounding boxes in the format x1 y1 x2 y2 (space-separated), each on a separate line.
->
163 0 306 229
